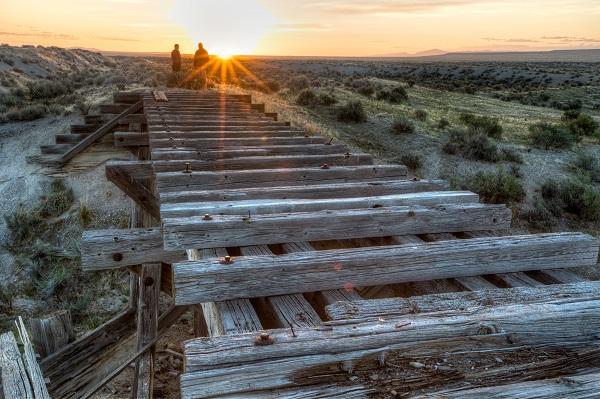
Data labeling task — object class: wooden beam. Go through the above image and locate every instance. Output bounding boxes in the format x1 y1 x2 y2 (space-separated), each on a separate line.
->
414 370 600 398
132 264 161 399
58 101 143 165
155 165 408 192
159 179 450 204
150 136 331 148
151 154 374 173
114 132 149 147
160 191 479 218
163 203 511 251
180 297 600 397
172 233 598 304
325 281 600 321
105 163 160 220
0 331 33 398
150 144 351 160
80 228 186 271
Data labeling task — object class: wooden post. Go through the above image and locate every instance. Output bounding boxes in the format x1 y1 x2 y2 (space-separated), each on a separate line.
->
27 310 74 358
192 306 208 337
132 264 161 398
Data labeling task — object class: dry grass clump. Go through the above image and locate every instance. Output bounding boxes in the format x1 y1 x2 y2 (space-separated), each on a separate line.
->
337 101 367 123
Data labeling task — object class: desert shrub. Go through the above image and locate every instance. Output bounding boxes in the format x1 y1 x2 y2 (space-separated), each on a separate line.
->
562 109 580 121
414 109 428 121
265 80 280 93
520 201 557 230
27 80 69 100
4 205 46 248
391 117 415 134
569 151 600 182
460 169 525 205
319 93 337 106
79 202 93 227
4 104 47 121
437 118 450 129
38 180 74 218
357 84 375 97
399 152 422 171
376 86 408 103
445 129 499 162
288 75 310 91
528 123 574 149
0 92 22 107
541 178 600 220
499 148 523 164
296 89 318 106
566 113 598 138
459 113 503 139
336 101 366 123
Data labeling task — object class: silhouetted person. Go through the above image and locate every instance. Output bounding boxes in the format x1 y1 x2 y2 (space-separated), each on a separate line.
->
171 44 181 72
193 42 210 89
193 42 209 69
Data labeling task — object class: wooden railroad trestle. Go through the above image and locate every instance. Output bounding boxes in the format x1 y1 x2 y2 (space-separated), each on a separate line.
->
29 89 600 398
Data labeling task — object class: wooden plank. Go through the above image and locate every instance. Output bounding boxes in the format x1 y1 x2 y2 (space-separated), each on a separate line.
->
192 248 262 336
149 129 305 138
114 132 149 146
172 232 596 304
132 264 161 399
80 228 186 270
0 331 33 399
163 203 511 251
454 276 498 290
160 191 479 218
240 246 321 328
486 272 545 288
159 179 450 203
152 154 374 173
15 317 51 399
414 370 600 398
180 297 600 397
529 269 587 284
150 136 331 148
151 144 350 160
58 101 143 165
156 165 408 192
152 90 168 102
105 163 160 220
325 281 600 321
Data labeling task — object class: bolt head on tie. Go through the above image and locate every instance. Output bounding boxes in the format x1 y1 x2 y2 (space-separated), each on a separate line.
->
202 213 212 221
344 152 351 159
219 255 234 265
326 137 334 145
183 162 192 174
255 332 274 346
320 163 330 170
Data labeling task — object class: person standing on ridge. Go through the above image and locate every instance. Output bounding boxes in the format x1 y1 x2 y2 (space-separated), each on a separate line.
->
193 42 210 89
171 44 181 72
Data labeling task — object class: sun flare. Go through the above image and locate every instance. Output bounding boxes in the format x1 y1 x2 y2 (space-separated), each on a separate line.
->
171 0 275 55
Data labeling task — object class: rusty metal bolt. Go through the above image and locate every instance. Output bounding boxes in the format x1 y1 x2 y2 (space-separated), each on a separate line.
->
183 162 192 174
202 214 213 221
219 255 234 265
112 253 123 262
407 210 416 217
344 152 351 159
325 137 334 145
320 163 330 170
255 332 274 346
412 177 419 182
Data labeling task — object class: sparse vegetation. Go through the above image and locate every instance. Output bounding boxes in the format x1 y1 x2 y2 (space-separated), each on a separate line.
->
296 89 318 106
540 178 600 220
376 86 408 103
528 123 575 149
459 113 503 139
288 75 310 91
391 117 415 134
568 151 600 182
399 152 423 172
458 168 526 205
337 101 367 123
437 118 450 129
414 109 428 121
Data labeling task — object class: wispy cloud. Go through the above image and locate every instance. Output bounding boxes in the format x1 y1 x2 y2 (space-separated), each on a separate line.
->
0 31 77 40
482 37 541 43
542 35 600 43
304 0 484 14
94 36 141 42
274 23 333 31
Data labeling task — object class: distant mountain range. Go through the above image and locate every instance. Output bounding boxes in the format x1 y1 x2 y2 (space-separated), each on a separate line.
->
374 48 600 62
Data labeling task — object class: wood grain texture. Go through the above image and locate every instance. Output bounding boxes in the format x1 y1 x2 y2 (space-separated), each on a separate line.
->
180 297 600 397
163 203 510 251
172 233 597 304
159 179 450 204
0 331 33 399
156 165 408 192
81 228 186 270
325 281 600 321
160 191 478 218
15 317 51 399
27 310 74 358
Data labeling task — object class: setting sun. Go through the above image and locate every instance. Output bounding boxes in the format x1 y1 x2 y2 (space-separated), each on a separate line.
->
170 0 275 55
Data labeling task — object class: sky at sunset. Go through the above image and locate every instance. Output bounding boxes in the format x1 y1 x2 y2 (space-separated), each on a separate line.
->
1 0 599 56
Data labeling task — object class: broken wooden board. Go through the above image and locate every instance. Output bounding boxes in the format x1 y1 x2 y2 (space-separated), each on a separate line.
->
163 203 511 251
180 297 600 398
172 232 596 304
